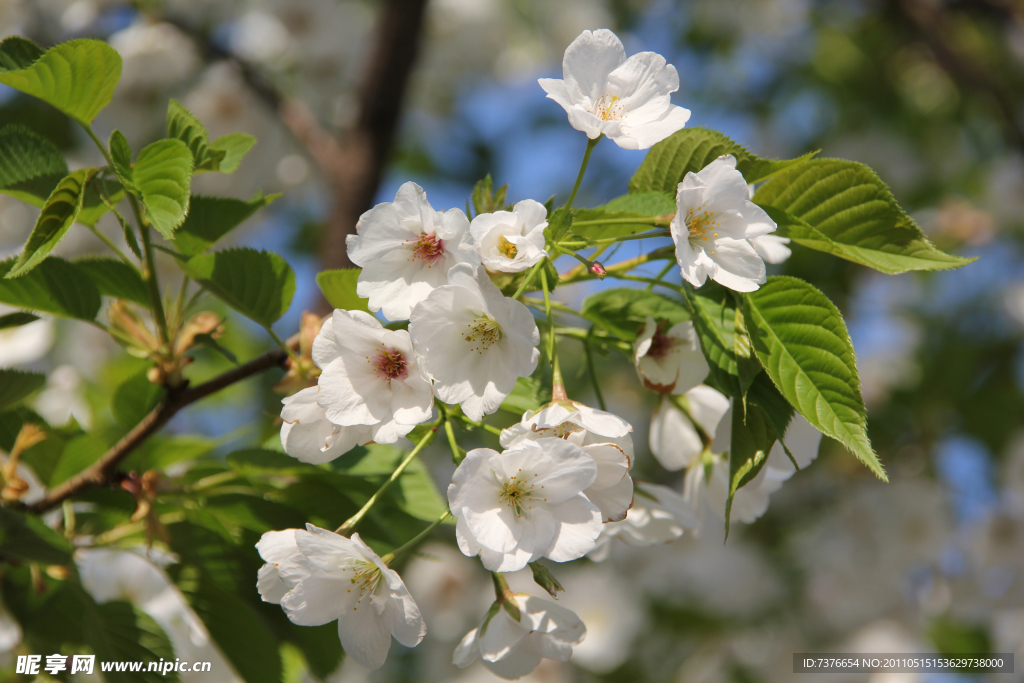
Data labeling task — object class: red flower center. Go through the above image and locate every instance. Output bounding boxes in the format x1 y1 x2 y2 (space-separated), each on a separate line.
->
372 347 408 381
647 328 677 360
410 233 446 264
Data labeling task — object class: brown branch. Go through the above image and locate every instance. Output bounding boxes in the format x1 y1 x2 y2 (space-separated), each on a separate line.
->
169 0 430 294
895 0 1024 152
26 347 289 513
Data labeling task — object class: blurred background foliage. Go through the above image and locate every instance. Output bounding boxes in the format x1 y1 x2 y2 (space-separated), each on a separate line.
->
2 0 1023 682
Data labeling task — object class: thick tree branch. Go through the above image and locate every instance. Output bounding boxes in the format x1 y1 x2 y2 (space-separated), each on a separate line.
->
26 347 289 513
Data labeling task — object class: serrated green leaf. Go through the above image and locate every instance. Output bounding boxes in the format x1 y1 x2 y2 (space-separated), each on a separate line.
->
0 369 45 412
112 370 166 430
133 138 193 239
629 127 818 194
109 129 135 191
0 37 121 124
73 256 149 305
0 311 39 329
85 599 179 683
500 375 544 415
754 160 975 273
603 191 677 216
743 276 886 480
181 248 295 326
166 99 227 173
581 287 689 340
208 132 256 174
470 174 509 216
342 444 449 522
0 507 73 565
316 268 369 312
6 168 97 278
0 124 68 206
175 193 280 257
184 582 281 683
0 256 101 320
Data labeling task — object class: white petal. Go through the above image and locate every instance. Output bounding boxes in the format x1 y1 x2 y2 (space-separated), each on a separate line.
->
337 596 394 670
708 238 766 292
453 628 481 668
541 495 602 562
479 609 528 662
750 234 792 264
648 397 703 471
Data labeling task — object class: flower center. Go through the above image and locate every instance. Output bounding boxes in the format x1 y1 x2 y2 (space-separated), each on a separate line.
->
530 420 583 439
686 204 720 243
350 560 383 597
464 315 503 353
370 345 408 381
647 328 678 360
409 232 446 265
498 235 518 260
593 94 627 121
498 473 537 518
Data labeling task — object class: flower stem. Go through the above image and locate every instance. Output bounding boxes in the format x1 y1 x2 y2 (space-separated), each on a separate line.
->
558 228 670 249
511 260 546 299
454 415 503 436
565 135 601 211
266 326 299 361
335 423 439 534
381 509 452 565
646 260 677 291
539 266 560 387
583 331 606 411
84 222 138 270
444 419 463 464
559 246 675 284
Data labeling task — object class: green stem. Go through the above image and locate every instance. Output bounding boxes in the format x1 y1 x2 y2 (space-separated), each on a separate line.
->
176 276 190 317
540 267 557 370
266 327 299 360
607 272 685 292
583 331 607 411
565 135 601 211
444 419 463 464
381 510 452 565
455 415 503 436
511 260 546 300
84 223 138 270
570 217 671 228
82 123 172 346
559 246 674 285
558 229 670 250
335 424 439 534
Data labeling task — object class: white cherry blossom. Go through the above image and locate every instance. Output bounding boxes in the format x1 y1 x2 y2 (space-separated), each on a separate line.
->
670 155 778 292
447 438 602 572
0 305 54 367
409 263 539 421
256 526 425 671
538 29 690 150
346 181 478 320
588 482 699 561
313 309 433 444
648 385 730 471
633 316 709 394
280 387 372 464
470 199 548 272
501 400 635 523
453 594 585 680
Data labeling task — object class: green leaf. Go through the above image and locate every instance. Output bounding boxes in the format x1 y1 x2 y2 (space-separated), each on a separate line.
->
0 37 122 124
581 287 689 341
0 507 73 565
603 191 676 216
343 445 448 522
754 160 975 273
470 174 509 216
0 256 101 320
109 129 135 191
166 99 227 173
743 276 886 480
84 598 179 683
628 127 818 194
500 375 544 415
0 124 68 206
78 176 126 227
181 248 295 326
0 369 45 412
6 168 97 278
0 311 38 329
112 370 166 430
175 193 280 257
568 208 664 240
73 256 149 305
724 403 776 539
49 433 106 487
184 582 282 683
133 138 193 239
208 132 256 174
316 268 369 312
683 283 740 388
